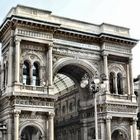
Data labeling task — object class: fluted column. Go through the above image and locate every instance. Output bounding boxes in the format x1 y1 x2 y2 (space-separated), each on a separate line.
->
106 116 112 140
14 110 20 140
48 43 53 86
132 117 138 140
48 112 55 140
102 53 109 92
15 38 21 83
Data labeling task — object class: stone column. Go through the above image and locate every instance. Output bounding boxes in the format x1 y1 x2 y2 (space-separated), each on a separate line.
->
2 128 7 140
114 74 118 94
39 66 43 86
106 116 112 140
48 43 53 86
101 119 105 140
48 112 55 140
30 65 33 85
94 94 98 140
7 117 12 140
129 58 134 95
127 63 130 95
0 58 3 89
7 30 14 87
15 38 21 83
81 126 87 140
130 124 133 140
132 117 138 140
102 53 109 92
14 110 20 140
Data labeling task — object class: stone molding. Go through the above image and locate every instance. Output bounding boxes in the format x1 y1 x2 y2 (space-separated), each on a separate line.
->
53 46 100 60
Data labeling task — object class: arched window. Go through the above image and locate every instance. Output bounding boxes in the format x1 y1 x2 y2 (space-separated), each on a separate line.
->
32 62 40 86
109 72 115 93
23 61 30 85
117 73 123 95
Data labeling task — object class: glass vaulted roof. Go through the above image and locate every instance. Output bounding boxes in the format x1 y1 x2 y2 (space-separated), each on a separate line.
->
53 73 75 94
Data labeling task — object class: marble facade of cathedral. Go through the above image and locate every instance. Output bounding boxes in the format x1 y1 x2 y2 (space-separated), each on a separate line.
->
0 5 139 140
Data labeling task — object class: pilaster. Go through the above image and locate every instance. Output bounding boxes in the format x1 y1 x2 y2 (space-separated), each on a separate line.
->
102 52 109 93
132 117 138 140
47 43 54 95
48 112 55 140
14 38 21 83
100 119 105 140
14 110 21 140
106 116 112 140
7 30 14 88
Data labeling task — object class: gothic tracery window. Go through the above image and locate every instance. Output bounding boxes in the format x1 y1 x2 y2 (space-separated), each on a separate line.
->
109 72 115 94
23 61 30 85
22 61 40 86
109 71 124 95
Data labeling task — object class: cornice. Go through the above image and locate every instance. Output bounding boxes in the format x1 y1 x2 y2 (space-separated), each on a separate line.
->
0 14 139 46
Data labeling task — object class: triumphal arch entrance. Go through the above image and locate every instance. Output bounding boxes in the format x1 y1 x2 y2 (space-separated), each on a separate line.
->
0 5 138 140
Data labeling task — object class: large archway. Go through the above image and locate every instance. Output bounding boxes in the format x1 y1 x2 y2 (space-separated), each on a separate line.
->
111 129 128 140
21 125 42 140
53 58 98 96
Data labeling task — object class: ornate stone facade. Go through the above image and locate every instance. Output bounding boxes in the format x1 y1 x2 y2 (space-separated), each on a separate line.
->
0 5 138 140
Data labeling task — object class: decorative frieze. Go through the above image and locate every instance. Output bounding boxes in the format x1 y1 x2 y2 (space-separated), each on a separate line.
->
105 43 131 54
17 28 53 40
20 112 45 119
21 44 46 52
12 96 54 107
101 104 137 113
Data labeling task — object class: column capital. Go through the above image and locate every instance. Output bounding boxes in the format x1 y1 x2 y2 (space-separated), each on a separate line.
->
48 112 55 119
13 110 21 116
14 37 21 43
133 117 138 121
48 42 54 48
129 55 133 61
100 118 105 123
105 116 112 121
102 51 109 56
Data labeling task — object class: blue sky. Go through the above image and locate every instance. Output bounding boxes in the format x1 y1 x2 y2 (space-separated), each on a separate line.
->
0 0 139 77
